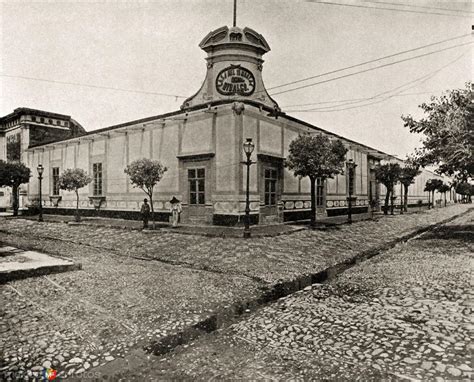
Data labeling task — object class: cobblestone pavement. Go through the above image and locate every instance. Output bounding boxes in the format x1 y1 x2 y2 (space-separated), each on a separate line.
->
2 205 469 285
0 241 259 380
0 204 470 380
119 209 473 380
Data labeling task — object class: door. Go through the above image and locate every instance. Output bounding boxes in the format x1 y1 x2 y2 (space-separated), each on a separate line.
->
260 166 279 218
187 167 206 220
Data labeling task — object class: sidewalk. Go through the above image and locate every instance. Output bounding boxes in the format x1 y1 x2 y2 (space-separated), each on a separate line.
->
20 209 380 238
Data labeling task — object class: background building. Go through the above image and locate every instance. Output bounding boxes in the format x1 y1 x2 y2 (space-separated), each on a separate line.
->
0 108 85 211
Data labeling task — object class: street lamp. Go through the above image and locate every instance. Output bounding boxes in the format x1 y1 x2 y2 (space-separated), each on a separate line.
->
346 159 358 224
37 164 44 222
242 138 255 238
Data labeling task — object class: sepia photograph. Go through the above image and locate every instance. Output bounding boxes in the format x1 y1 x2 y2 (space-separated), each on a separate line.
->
0 0 472 380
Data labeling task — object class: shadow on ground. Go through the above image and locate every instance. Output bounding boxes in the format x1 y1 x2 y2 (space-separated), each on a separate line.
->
416 224 474 242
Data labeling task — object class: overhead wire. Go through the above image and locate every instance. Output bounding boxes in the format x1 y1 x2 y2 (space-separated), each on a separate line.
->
281 90 447 108
361 1 474 15
284 51 468 113
270 40 473 96
0 74 187 99
267 32 471 92
307 0 473 18
295 58 456 111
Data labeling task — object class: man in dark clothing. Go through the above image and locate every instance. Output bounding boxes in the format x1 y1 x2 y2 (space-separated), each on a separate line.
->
141 198 151 229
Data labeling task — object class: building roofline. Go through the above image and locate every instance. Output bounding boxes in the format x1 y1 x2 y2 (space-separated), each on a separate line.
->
27 100 396 160
0 108 71 124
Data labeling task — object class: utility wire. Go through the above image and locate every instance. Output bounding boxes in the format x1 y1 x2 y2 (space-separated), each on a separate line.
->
307 0 473 18
362 1 474 15
0 74 187 99
267 32 471 91
281 90 446 108
300 57 457 111
270 40 473 96
285 51 467 113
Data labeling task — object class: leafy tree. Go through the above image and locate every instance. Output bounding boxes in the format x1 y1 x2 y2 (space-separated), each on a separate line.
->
124 158 167 229
374 163 401 215
437 183 451 207
285 134 347 228
399 159 421 213
402 83 473 182
424 178 443 209
0 160 31 216
59 168 92 222
455 182 473 203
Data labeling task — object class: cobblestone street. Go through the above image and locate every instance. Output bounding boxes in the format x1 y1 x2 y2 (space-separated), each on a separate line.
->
115 209 472 380
0 204 471 380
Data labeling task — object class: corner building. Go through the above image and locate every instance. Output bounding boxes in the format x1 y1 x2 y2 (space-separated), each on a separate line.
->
22 24 444 224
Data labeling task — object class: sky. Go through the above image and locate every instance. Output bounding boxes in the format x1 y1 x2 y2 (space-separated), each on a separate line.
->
1 0 472 158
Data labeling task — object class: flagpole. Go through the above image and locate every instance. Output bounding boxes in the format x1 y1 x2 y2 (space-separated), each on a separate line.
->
233 0 237 27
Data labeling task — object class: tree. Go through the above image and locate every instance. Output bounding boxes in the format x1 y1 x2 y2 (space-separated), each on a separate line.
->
59 168 92 222
124 158 167 229
455 182 473 203
437 183 451 207
399 159 421 213
424 178 443 209
374 163 401 215
0 160 31 216
285 134 347 228
402 82 473 182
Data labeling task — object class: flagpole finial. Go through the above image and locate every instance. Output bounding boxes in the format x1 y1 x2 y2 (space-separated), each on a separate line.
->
233 0 237 27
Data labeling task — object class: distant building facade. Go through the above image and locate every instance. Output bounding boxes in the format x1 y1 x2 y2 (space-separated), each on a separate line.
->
1 25 451 222
0 108 85 211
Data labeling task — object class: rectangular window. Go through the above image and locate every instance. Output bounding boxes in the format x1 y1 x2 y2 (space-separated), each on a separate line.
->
316 178 324 207
188 168 205 205
93 163 103 196
264 168 278 206
52 167 60 195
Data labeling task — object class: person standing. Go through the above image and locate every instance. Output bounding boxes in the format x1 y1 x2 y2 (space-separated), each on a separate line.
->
141 198 151 229
169 196 182 228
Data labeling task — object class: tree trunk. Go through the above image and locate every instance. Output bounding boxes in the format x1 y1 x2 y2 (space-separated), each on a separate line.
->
310 176 316 228
427 192 431 209
12 184 19 216
432 191 435 208
149 192 155 230
75 189 80 222
404 184 409 212
390 186 395 215
384 187 390 215
444 193 447 207
399 185 403 215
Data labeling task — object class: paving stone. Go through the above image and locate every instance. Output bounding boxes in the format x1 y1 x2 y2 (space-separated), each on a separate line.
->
447 367 462 377
421 361 432 370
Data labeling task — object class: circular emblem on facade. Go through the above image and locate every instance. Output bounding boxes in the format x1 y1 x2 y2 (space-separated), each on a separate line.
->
216 65 255 96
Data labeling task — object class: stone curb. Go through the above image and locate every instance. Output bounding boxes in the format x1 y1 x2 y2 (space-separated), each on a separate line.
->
92 208 472 379
0 261 82 284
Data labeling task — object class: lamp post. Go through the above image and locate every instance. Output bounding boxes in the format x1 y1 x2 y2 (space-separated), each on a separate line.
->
242 138 255 238
37 164 44 222
346 159 357 224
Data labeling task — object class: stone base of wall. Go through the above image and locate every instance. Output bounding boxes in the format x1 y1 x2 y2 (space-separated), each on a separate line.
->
327 207 368 217
213 214 259 226
283 209 313 222
37 207 171 222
